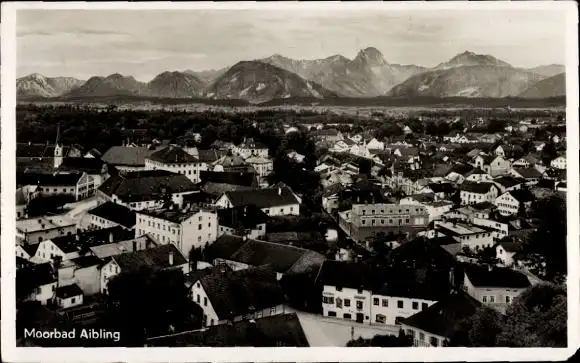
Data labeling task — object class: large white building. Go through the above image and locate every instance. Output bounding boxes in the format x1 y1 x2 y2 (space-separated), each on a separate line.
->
144 146 208 183
215 185 301 217
550 156 566 170
232 138 269 159
135 206 218 257
459 181 500 206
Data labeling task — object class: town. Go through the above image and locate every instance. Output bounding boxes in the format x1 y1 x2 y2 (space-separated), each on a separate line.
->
15 104 567 347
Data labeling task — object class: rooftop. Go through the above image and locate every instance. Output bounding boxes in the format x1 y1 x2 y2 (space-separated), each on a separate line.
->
17 214 76 233
55 283 84 299
147 146 198 164
436 221 486 236
112 244 187 272
464 264 531 289
138 205 213 224
217 205 270 229
460 181 496 194
101 146 157 167
223 186 300 209
89 235 157 259
88 201 137 229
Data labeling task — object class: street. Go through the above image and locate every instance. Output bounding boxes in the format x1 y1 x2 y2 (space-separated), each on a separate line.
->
287 308 399 347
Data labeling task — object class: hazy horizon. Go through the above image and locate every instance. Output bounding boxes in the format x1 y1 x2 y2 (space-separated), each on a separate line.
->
17 9 567 82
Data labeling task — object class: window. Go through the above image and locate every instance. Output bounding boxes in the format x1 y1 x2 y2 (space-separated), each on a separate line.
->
412 302 419 310
210 319 214 326
422 303 428 310
357 288 363 294
419 332 425 341
198 236 202 242
270 306 276 315
199 216 202 221
382 299 388 307
373 298 379 306
490 296 495 303
71 297 76 304
407 329 415 338
430 337 439 347
198 224 202 230
344 299 351 307
336 287 342 292
328 311 337 317
197 295 200 303
356 301 363 310
344 313 352 319
375 314 386 323
397 300 404 309
208 223 211 227
336 298 342 308
506 296 511 303
482 296 487 303
362 220 366 225
204 297 207 306
395 316 404 325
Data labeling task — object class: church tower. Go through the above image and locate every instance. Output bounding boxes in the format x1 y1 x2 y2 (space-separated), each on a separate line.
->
53 123 63 169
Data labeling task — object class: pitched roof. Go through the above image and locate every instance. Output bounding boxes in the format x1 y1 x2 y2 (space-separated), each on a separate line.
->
202 182 255 197
493 176 525 188
98 170 198 202
200 171 257 187
512 167 542 179
427 182 456 194
402 292 482 338
58 157 106 174
88 201 137 229
228 239 325 274
70 255 103 269
217 205 270 229
17 171 83 187
101 146 155 167
206 235 248 260
147 146 198 164
460 181 496 194
223 187 300 209
464 264 530 288
112 244 187 272
89 235 157 259
55 283 84 299
145 313 309 347
197 149 224 163
498 241 524 253
198 268 284 318
16 262 56 288
316 260 387 291
507 189 536 203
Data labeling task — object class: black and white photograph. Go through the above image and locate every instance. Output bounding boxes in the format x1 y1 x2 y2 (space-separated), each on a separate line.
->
1 1 578 361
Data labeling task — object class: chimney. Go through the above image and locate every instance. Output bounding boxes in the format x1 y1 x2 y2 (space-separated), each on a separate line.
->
169 251 174 266
109 232 114 243
133 239 137 252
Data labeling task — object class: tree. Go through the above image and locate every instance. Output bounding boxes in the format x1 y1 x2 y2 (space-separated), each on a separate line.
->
346 331 413 347
104 267 202 345
496 284 566 347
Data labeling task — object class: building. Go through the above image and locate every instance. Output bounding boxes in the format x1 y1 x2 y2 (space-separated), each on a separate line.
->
496 241 524 266
492 176 525 193
17 172 96 201
494 189 535 216
463 264 531 314
217 205 269 239
144 146 208 183
508 167 542 185
101 145 157 172
190 267 286 327
16 215 77 244
58 157 109 189
215 185 301 217
232 138 269 159
16 262 58 305
459 181 500 206
312 129 343 143
550 156 566 170
145 313 309 347
57 255 103 296
399 196 453 223
210 235 326 279
317 261 447 326
400 292 482 347
100 244 188 294
55 283 84 309
85 201 137 231
88 235 157 260
474 155 511 177
245 155 273 177
97 170 199 211
433 221 495 250
32 236 80 263
135 206 218 257
443 202 494 223
338 204 429 242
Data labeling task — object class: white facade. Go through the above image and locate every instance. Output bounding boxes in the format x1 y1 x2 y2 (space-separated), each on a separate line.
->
400 323 447 347
494 192 521 216
135 209 218 257
33 240 80 263
100 259 122 294
29 282 57 305
370 294 437 326
218 223 266 240
56 290 84 309
463 274 528 314
190 280 220 327
496 245 517 266
245 156 273 177
16 215 77 244
550 156 566 170
215 194 300 217
460 186 498 206
105 190 196 211
144 158 208 183
322 285 372 323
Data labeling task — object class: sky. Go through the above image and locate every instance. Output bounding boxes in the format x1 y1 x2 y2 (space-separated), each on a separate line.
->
16 9 568 82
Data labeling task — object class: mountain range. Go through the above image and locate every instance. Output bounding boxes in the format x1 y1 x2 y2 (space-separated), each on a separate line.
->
17 48 566 103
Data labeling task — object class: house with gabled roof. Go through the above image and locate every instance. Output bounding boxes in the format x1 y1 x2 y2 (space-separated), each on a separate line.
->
232 138 269 159
496 241 524 266
508 167 542 185
86 201 136 231
400 291 482 347
190 267 286 327
492 175 526 193
215 185 300 216
494 189 535 216
459 181 500 206
462 264 531 313
100 244 188 294
144 145 208 183
474 155 511 177
16 262 58 305
217 205 269 239
101 145 160 172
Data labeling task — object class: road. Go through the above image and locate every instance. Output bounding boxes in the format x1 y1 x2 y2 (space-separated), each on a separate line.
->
287 309 399 347
63 196 100 225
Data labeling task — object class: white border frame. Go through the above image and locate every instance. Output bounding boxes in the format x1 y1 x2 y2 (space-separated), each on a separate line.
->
1 1 578 362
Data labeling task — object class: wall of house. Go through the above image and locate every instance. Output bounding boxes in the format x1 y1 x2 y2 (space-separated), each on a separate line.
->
89 214 120 230
229 304 285 324
400 323 447 347
190 280 221 327
455 232 495 250
31 282 57 305
145 159 208 183
23 224 77 245
34 240 79 262
74 265 102 296
322 285 372 323
369 295 438 326
57 293 84 309
550 157 566 170
261 203 300 217
15 246 31 260
100 260 120 294
464 275 526 314
38 184 77 199
472 218 509 240
495 194 519 216
218 223 265 239
16 205 27 220
180 211 218 257
496 245 516 266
